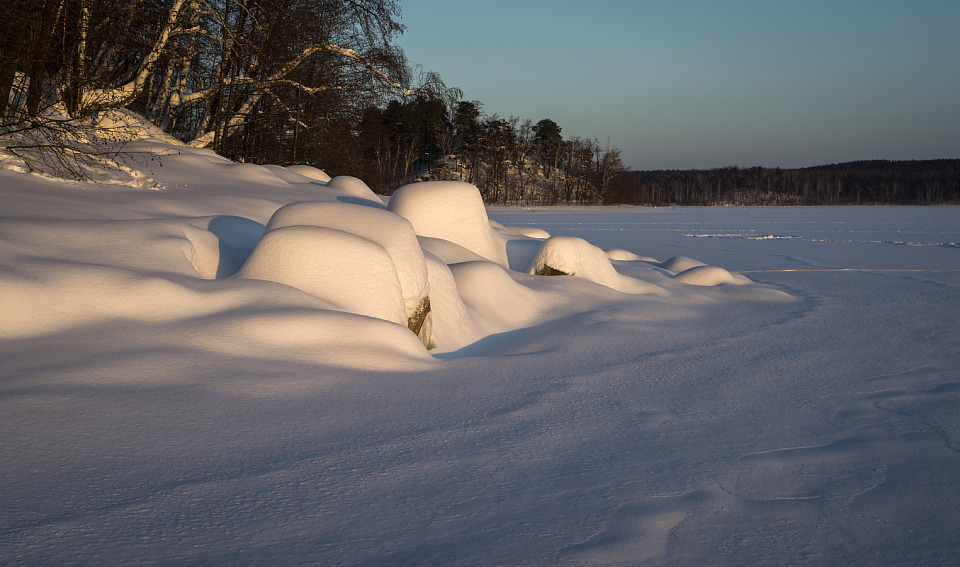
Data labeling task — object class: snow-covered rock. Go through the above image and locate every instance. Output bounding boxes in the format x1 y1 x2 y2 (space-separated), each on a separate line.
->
260 202 437 346
388 181 509 266
237 225 407 326
266 203 426 304
527 236 664 294
671 265 737 286
264 201 433 346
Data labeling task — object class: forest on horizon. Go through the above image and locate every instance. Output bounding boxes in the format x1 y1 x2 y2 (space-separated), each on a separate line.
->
614 159 960 206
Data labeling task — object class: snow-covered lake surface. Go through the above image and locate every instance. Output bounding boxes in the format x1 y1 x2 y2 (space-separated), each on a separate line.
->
2 141 959 565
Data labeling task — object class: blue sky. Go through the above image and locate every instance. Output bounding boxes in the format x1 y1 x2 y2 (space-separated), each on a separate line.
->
395 0 959 170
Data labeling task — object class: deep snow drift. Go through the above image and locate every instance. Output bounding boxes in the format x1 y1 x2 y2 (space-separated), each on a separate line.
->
2 124 959 565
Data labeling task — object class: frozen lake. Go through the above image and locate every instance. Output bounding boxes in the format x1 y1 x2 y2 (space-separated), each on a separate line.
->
488 206 960 564
492 205 960 273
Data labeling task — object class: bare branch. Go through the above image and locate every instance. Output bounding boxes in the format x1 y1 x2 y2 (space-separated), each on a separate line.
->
80 0 193 111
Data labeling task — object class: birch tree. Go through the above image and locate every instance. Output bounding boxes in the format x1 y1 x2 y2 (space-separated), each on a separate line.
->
2 0 414 160
124 0 414 154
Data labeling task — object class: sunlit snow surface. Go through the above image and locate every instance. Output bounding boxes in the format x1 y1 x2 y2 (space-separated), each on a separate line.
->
2 141 960 564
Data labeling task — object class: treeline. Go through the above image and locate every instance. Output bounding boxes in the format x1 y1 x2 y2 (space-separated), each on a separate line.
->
8 2 949 206
349 97 627 204
606 160 960 206
1 0 628 204
1 0 426 172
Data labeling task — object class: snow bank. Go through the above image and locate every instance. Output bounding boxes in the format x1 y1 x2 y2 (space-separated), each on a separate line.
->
285 164 332 183
0 217 254 338
489 222 551 271
418 235 493 265
605 248 656 262
185 215 266 278
450 261 550 336
671 265 739 286
504 225 551 239
658 255 707 273
324 175 385 208
14 114 894 566
388 181 509 266
91 108 185 146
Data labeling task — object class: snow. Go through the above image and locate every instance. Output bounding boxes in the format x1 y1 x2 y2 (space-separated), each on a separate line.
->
658 255 707 273
526 235 665 294
672 265 746 286
324 175 386 208
238 225 408 326
604 248 655 262
504 224 551 239
284 164 332 183
388 181 509 266
3 121 960 565
264 201 429 320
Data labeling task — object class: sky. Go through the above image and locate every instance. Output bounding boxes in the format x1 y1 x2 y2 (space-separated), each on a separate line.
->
395 0 960 170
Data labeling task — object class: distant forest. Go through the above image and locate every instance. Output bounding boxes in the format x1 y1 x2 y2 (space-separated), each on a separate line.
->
609 160 960 206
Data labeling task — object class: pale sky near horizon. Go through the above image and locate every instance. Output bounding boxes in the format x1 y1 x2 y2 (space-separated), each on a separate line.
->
395 0 959 170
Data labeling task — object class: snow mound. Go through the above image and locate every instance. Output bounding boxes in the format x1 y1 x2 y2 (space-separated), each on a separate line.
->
672 265 745 286
418 235 492 265
527 236 664 294
259 164 324 185
388 181 508 266
220 162 294 188
264 202 429 322
202 307 432 369
605 248 656 262
505 225 551 239
325 175 385 208
421 252 473 349
237 226 406 325
659 256 707 273
285 164 332 183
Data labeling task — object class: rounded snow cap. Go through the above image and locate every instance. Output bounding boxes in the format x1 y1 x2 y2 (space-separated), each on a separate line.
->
388 181 508 266
265 201 428 318
528 236 663 295
672 265 741 286
238 225 406 325
285 164 332 183
325 176 385 208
